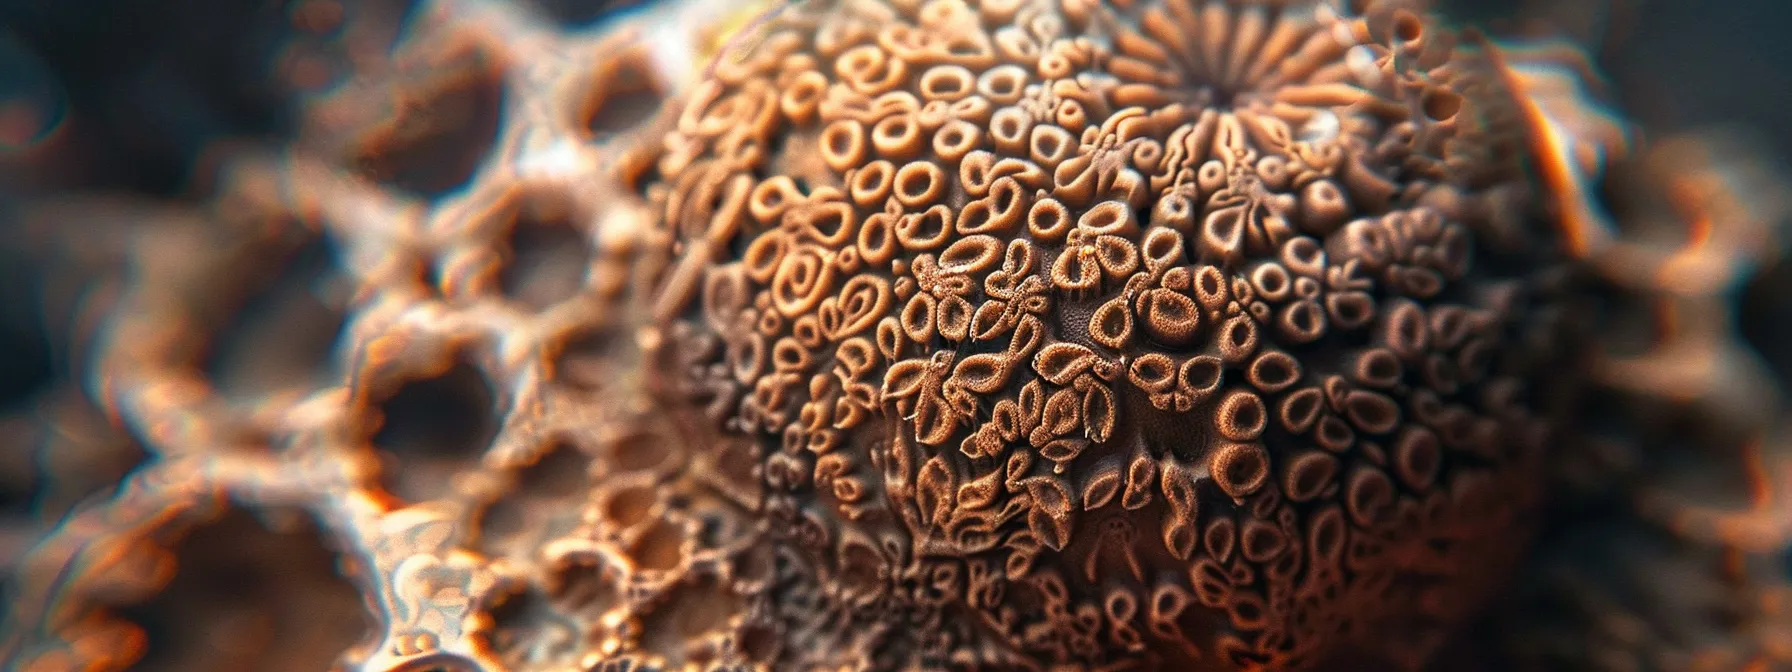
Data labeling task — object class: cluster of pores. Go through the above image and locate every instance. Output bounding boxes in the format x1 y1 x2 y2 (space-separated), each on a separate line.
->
19 0 1756 670
644 0 1589 668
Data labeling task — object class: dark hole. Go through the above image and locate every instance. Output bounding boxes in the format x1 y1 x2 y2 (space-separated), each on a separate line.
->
0 246 52 414
373 358 498 503
353 45 505 198
499 213 589 311
207 236 348 399
586 64 663 137
517 441 590 498
476 442 592 556
477 494 527 544
1227 456 1258 484
739 622 779 662
527 0 648 27
117 508 369 672
1739 256 1792 389
1423 89 1461 121
484 584 585 664
414 664 480 672
1394 13 1423 42
1237 403 1260 428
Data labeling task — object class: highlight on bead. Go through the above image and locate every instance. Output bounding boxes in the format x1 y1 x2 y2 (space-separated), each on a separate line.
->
7 1 1791 671
645 0 1603 667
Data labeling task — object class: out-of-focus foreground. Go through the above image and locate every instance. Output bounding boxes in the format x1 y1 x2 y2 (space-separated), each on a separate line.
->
0 0 1789 670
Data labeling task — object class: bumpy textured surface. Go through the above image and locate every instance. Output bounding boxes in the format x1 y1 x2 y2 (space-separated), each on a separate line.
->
2 0 1791 671
646 0 1588 668
2 0 784 670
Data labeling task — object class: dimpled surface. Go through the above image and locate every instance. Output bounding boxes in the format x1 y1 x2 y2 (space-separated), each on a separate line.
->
648 0 1591 668
18 1 1792 671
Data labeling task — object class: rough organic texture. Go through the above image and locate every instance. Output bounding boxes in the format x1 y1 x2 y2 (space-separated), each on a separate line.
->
645 0 1589 668
3 0 1792 671
0 1 785 670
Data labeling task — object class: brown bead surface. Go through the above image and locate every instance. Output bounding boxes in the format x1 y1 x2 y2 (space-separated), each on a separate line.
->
646 0 1591 668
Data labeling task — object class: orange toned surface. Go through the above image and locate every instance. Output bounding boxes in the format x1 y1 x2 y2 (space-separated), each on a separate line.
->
1 1 1790 671
644 0 1591 667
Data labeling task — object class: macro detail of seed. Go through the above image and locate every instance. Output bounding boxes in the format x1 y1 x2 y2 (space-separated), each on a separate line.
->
648 0 1590 667
8 1 1792 671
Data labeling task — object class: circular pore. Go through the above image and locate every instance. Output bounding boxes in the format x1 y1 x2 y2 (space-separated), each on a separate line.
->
649 0 1587 669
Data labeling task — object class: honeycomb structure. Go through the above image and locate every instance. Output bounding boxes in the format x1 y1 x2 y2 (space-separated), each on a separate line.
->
3 0 784 669
0 0 1789 671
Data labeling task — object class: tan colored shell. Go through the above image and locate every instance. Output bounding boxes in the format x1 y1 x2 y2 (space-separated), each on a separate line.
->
645 0 1593 667
4 1 1792 672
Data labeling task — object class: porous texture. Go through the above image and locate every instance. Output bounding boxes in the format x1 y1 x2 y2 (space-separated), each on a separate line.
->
1 1 789 670
646 0 1590 668
4 0 1792 671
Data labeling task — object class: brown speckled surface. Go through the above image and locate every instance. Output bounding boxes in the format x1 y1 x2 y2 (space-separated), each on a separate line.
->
0 1 1788 670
